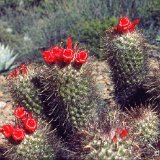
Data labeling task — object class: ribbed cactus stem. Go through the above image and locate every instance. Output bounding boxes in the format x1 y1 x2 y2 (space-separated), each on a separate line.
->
37 60 97 138
102 30 148 105
8 63 42 115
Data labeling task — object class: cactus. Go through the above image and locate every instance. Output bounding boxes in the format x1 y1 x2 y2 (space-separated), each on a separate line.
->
5 120 56 160
0 43 18 74
8 63 43 116
102 30 148 105
37 59 97 138
85 127 140 160
126 105 159 144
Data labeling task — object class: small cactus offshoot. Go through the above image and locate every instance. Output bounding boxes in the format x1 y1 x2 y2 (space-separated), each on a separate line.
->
8 63 43 115
126 104 160 144
86 127 140 160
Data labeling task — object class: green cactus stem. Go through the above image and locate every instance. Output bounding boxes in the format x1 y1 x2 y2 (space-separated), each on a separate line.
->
8 63 43 115
102 30 148 106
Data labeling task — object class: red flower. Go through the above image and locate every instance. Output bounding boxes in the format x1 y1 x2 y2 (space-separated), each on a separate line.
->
119 129 128 139
14 106 27 119
50 46 64 62
62 49 74 63
15 68 21 76
75 50 89 64
8 64 28 79
41 36 89 65
62 36 75 63
0 124 13 139
20 64 27 74
8 69 17 79
42 50 56 63
112 135 117 143
116 128 123 135
23 116 38 133
12 127 25 141
114 17 140 34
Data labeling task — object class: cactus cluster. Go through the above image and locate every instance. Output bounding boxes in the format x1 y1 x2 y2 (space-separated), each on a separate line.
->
1 16 160 160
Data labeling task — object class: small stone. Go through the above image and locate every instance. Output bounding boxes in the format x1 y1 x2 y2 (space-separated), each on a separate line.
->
0 91 3 97
0 101 6 109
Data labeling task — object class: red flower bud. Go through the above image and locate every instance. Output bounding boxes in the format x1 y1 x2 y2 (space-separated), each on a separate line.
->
20 64 27 74
24 117 38 133
116 127 123 135
62 49 74 63
0 124 13 139
12 127 25 141
15 68 21 76
8 69 17 79
67 36 73 49
75 50 88 64
14 106 27 119
42 50 56 63
119 129 128 139
112 135 117 143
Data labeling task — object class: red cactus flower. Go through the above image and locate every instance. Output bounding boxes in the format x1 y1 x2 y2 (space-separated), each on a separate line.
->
23 116 38 133
50 46 64 62
62 49 74 63
0 124 13 139
75 50 88 64
12 127 25 141
112 135 117 143
116 127 123 135
114 17 140 34
8 69 17 79
20 64 27 74
42 50 56 63
41 36 89 65
8 64 28 79
14 106 27 119
62 36 75 63
15 68 21 76
119 129 129 139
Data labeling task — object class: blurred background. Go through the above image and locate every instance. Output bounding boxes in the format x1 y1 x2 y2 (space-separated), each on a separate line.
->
0 0 160 74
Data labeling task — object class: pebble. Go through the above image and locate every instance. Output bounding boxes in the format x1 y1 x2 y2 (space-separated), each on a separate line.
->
0 101 6 109
0 91 3 97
